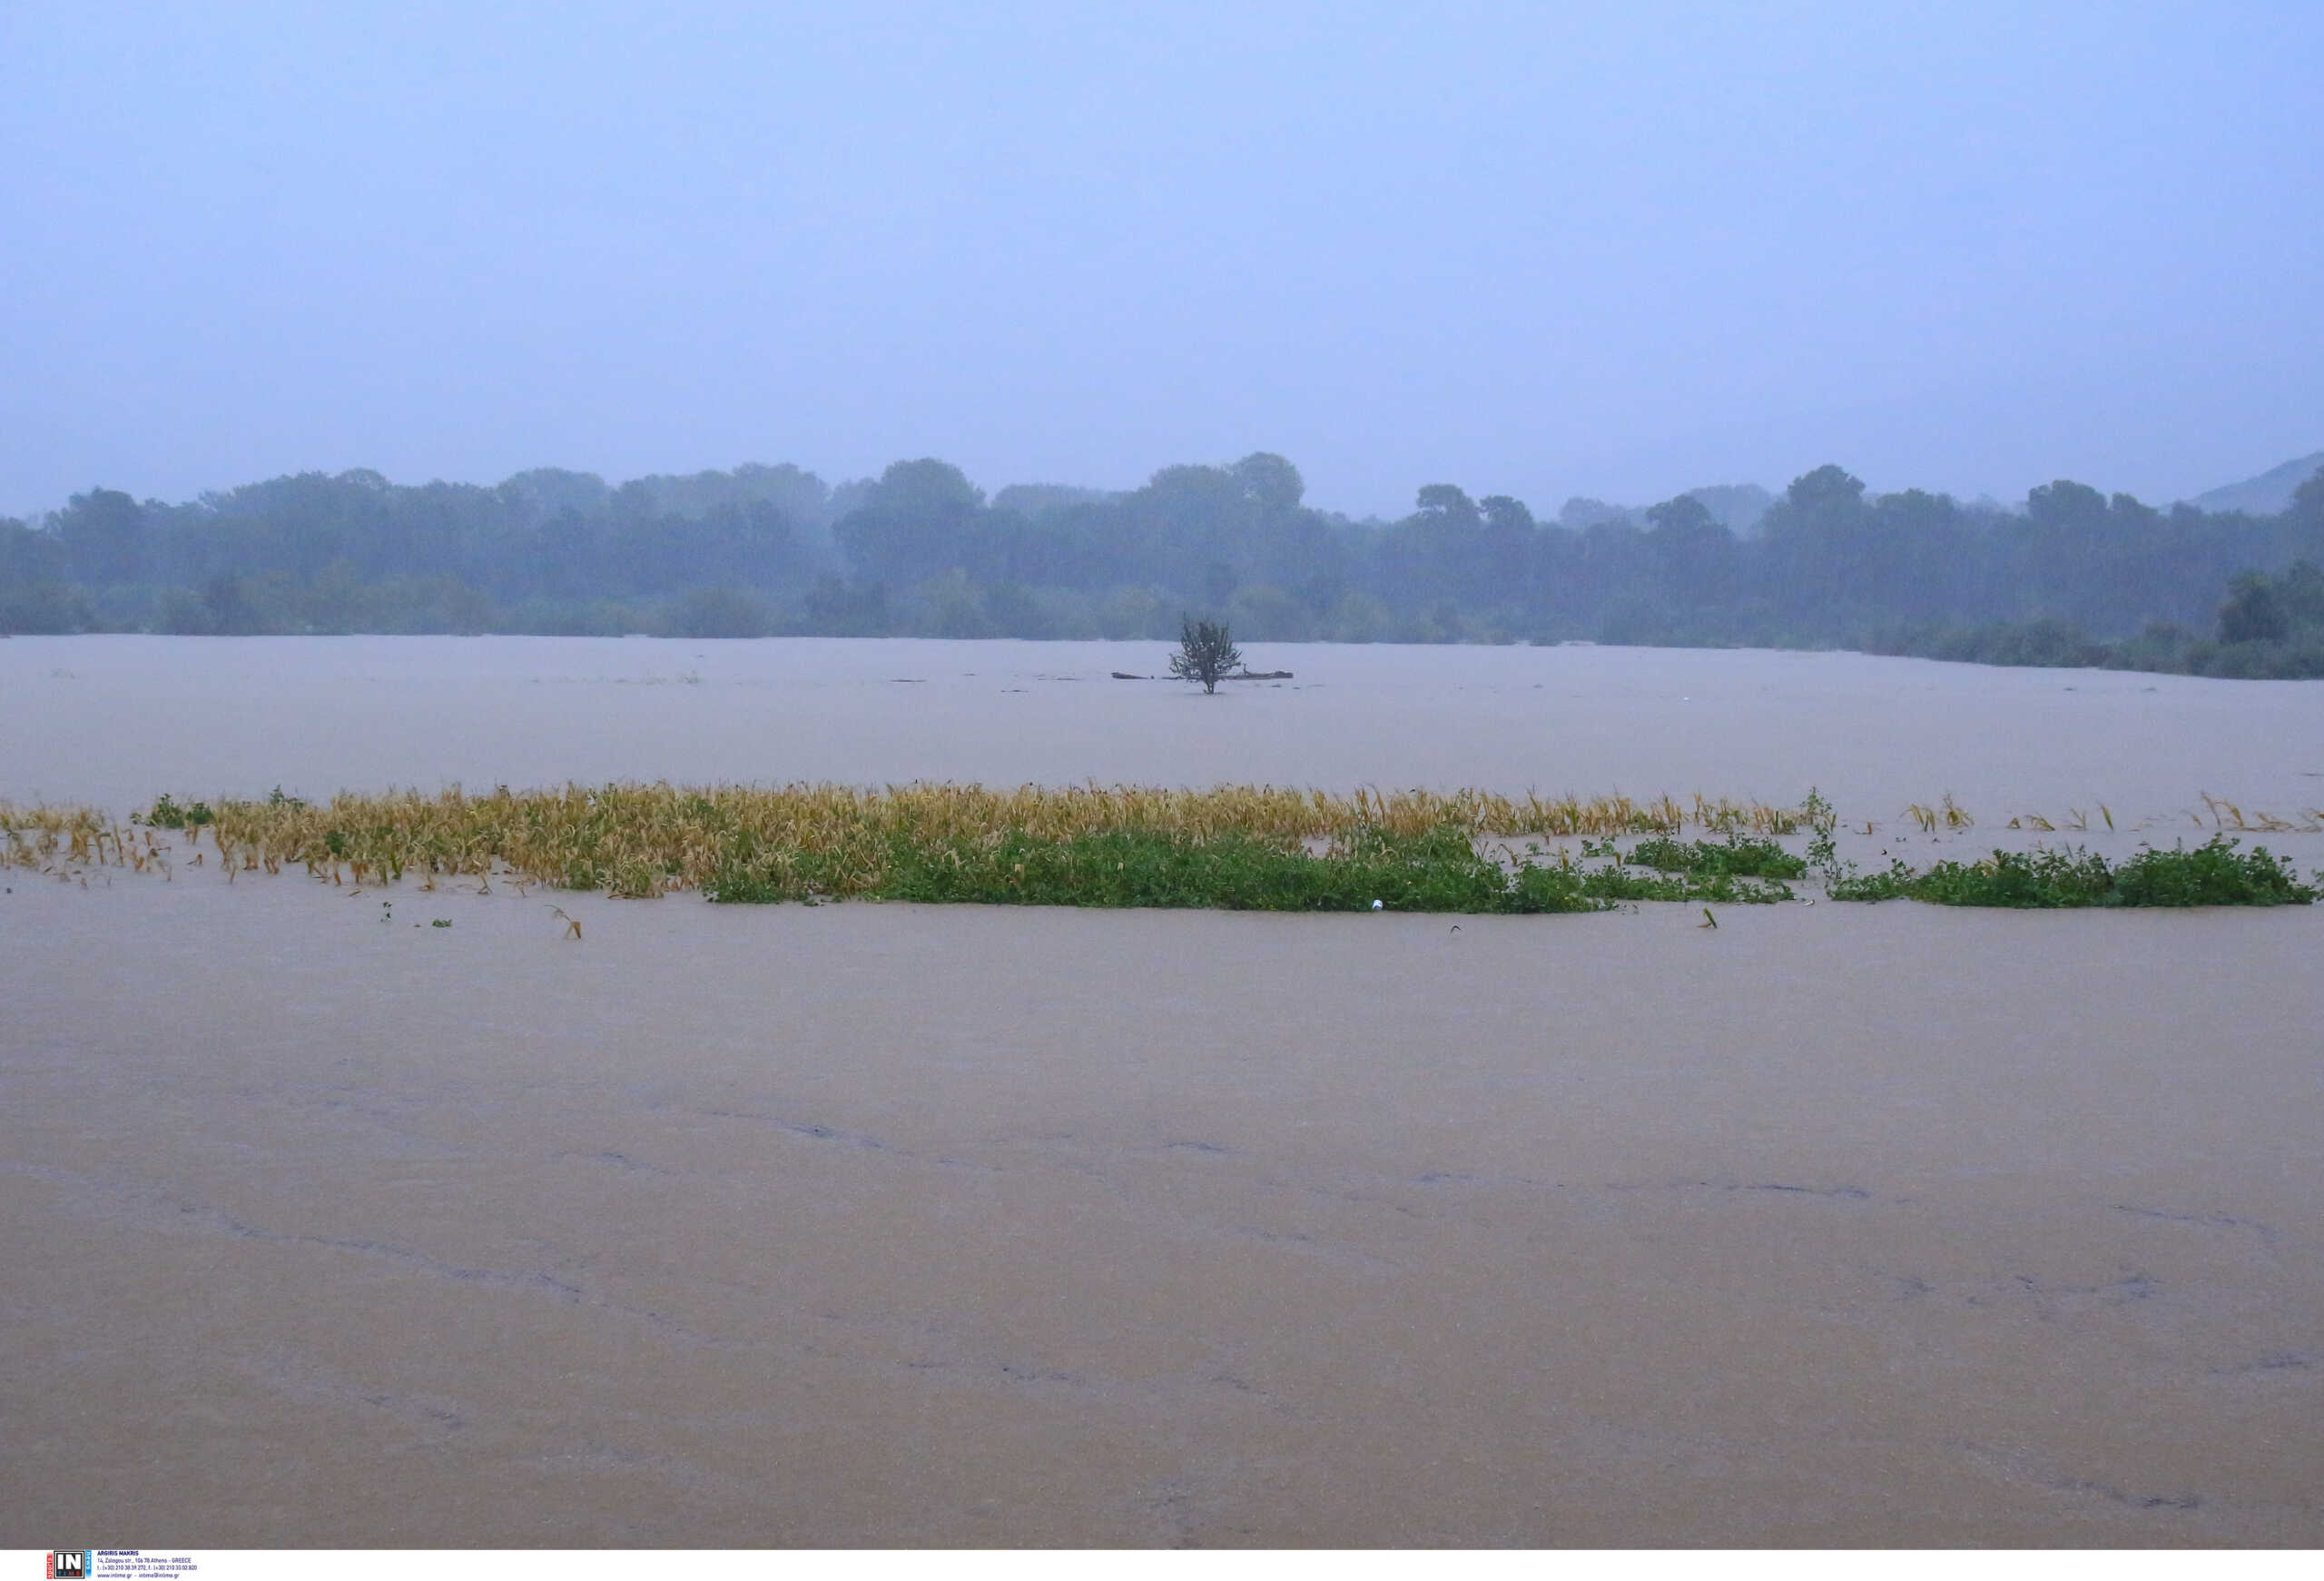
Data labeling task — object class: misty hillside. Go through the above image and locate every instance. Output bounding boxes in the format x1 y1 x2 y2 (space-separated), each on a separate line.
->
2191 451 2324 517
5 453 2324 677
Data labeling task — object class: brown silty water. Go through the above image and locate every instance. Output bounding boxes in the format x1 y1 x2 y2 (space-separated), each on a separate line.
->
4 637 2322 1545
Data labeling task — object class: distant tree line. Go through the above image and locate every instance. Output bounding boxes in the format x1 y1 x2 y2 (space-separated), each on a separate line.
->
5 451 2322 677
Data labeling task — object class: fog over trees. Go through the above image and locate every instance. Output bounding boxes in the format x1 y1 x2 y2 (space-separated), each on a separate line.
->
5 453 2322 677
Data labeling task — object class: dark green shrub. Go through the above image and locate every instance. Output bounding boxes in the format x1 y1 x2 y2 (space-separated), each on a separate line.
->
1827 835 2315 907
2109 838 2316 906
1630 834 1807 879
142 794 212 829
1908 846 2116 908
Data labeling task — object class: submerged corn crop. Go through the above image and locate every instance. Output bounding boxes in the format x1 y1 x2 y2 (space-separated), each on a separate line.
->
8 782 1805 911
3 785 2315 912
112 781 1802 897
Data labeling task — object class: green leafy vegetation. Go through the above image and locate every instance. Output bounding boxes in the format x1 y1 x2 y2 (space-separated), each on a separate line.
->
703 823 1801 912
707 825 1596 913
1169 617 1243 693
1627 834 1807 880
140 793 213 828
1827 837 2315 908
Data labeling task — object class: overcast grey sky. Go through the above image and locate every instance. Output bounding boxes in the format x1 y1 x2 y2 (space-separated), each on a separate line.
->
3 2 2318 519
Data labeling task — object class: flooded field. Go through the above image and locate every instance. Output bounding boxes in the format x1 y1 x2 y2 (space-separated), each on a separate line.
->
10 633 2324 817
5 637 2323 1545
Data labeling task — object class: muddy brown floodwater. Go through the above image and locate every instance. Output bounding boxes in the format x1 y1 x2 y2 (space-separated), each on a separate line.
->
5 637 2323 1546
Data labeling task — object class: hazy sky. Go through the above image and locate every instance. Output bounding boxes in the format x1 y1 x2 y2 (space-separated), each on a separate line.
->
4 3 2318 519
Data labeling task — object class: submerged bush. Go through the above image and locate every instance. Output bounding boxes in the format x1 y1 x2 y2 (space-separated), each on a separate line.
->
1629 834 1807 879
2108 838 2317 906
700 821 1806 914
1824 860 1915 903
711 824 1616 914
1907 845 2118 908
1581 866 1796 904
141 793 213 829
1833 836 2314 908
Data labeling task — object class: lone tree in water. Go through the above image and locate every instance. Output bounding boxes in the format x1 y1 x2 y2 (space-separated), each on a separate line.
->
1169 617 1243 694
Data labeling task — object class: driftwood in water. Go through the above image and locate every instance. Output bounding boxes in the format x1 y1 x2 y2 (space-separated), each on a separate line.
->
1112 668 1294 681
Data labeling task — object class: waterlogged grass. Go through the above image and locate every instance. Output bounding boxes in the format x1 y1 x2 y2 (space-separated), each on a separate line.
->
4 785 2316 914
1825 837 2315 908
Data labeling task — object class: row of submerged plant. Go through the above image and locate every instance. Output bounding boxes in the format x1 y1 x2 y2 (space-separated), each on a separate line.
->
110 782 1807 900
4 784 2316 911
